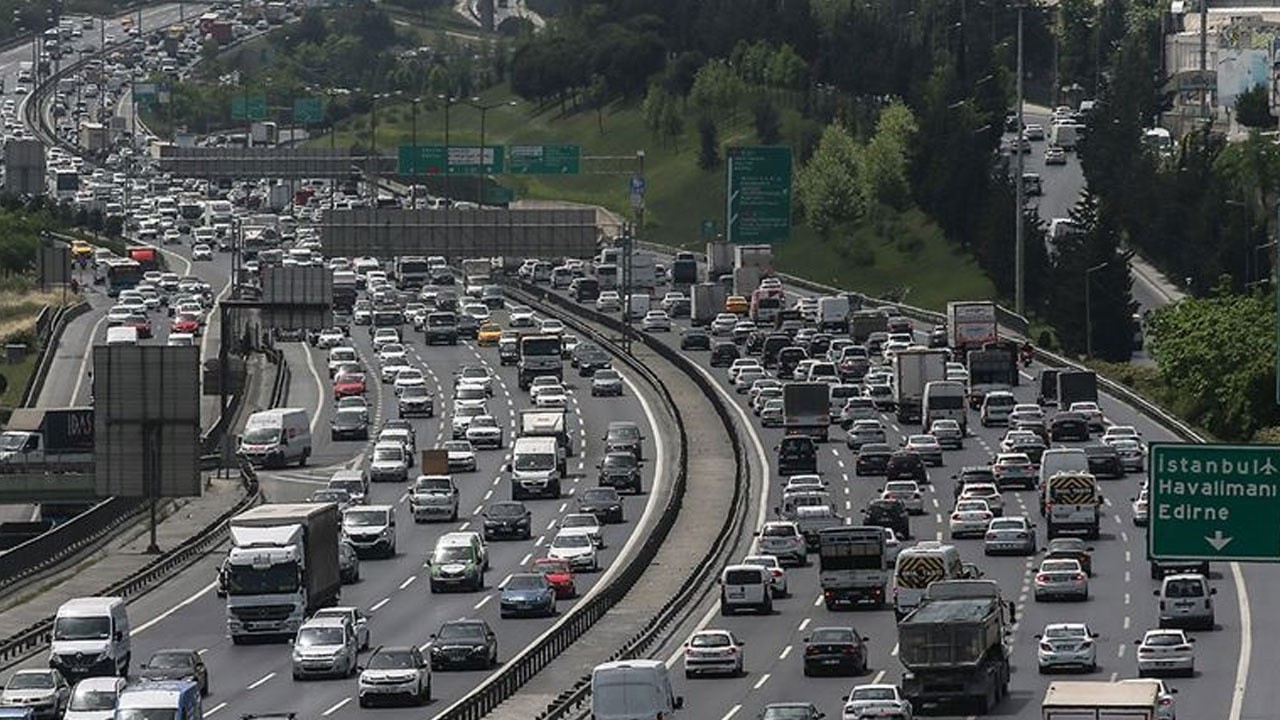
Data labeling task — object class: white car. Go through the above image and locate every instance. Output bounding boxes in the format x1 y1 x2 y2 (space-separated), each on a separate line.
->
710 313 738 336
548 529 599 571
1035 622 1098 673
464 415 504 449
841 684 913 720
881 481 924 515
529 376 560 398
455 366 493 396
1069 401 1106 431
660 292 686 312
539 318 565 336
509 305 536 327
357 645 429 707
958 483 1004 516
378 343 408 366
881 527 902 566
316 328 345 349
191 243 213 261
734 368 766 394
756 521 806 566
534 385 568 408
641 310 671 332
740 554 788 597
683 629 745 678
1102 425 1141 443
443 440 477 472
948 499 994 539
594 292 622 313
559 513 604 548
381 362 413 385
1136 629 1195 677
394 368 427 396
727 359 763 384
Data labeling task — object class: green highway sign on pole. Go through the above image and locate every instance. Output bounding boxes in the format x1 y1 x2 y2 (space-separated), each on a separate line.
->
1148 442 1280 561
293 97 323 125
508 144 581 174
725 145 793 244
398 145 504 175
231 95 268 121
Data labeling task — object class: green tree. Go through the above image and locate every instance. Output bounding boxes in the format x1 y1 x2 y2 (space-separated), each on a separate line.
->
752 98 781 144
795 122 862 237
660 99 685 151
1235 85 1275 129
585 74 609 133
689 59 743 120
697 116 720 169
860 101 917 209
766 43 807 90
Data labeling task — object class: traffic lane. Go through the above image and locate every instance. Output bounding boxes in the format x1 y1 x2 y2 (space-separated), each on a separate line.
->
149 346 657 718
35 289 112 407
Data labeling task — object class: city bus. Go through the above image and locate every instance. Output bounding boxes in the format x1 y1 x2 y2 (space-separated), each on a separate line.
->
103 258 142 297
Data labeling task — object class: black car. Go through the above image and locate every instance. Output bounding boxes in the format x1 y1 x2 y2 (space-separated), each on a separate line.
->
1045 538 1094 576
331 407 369 441
604 421 644 461
855 443 893 476
744 330 766 356
862 498 910 540
577 348 611 376
710 341 740 367
1049 411 1090 441
1083 443 1123 478
456 313 480 339
598 452 642 494
777 435 817 475
498 338 520 365
801 626 869 676
762 333 790 367
578 487 625 523
480 284 504 309
571 342 600 368
668 298 691 318
928 326 949 348
139 649 209 695
482 501 532 540
953 466 997 500
429 619 497 671
681 328 711 351
886 450 927 482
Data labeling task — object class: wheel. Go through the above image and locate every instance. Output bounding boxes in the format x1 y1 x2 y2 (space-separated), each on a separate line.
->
358 698 369 708
802 665 812 677
298 449 308 467
1038 665 1047 674
685 669 695 679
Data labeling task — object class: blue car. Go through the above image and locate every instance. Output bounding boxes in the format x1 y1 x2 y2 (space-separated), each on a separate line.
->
499 573 557 618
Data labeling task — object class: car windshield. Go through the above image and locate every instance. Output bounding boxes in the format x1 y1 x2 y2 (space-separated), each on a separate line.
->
401 386 427 398
415 478 451 492
810 629 854 643
373 447 403 462
691 633 732 648
1041 560 1079 573
437 623 485 641
367 650 416 670
851 688 897 701
595 370 620 381
1044 626 1087 639
582 489 617 503
762 708 819 720
344 510 386 526
1165 579 1205 598
445 441 472 453
433 546 473 563
505 575 545 591
607 425 640 442
989 519 1024 530
956 501 988 512
760 524 795 538
53 616 110 640
554 534 590 548
1145 633 1185 646
296 627 344 646
489 503 525 517
603 454 637 470
147 651 192 669
562 515 596 529
7 673 54 689
312 491 348 503
513 453 555 471
335 410 364 424
330 480 363 495
242 426 280 444
69 685 117 710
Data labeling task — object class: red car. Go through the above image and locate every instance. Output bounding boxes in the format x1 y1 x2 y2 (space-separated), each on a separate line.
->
333 371 367 400
170 313 202 336
532 557 577 599
125 314 153 339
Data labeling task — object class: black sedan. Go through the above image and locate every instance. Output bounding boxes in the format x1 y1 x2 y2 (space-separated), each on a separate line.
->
1083 443 1124 479
139 649 209 695
598 452 642 494
482 501 532 540
578 487 625 524
429 620 497 671
802 626 869 676
709 342 739 367
862 498 911 540
330 408 369 441
855 444 893 476
953 466 997 500
1045 537 1094 576
1049 411 1090 441
887 450 928 482
681 328 712 351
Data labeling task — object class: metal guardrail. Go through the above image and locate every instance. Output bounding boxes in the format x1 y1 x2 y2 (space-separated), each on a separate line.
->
429 280 755 720
267 347 289 408
0 463 261 671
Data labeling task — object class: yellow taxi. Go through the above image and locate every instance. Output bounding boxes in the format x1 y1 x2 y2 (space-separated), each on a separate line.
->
477 322 503 346
725 295 749 315
70 240 94 261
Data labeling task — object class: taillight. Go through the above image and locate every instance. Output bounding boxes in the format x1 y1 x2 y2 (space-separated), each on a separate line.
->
1159 698 1172 706
806 645 820 655
842 646 856 654
1034 575 1048 584
951 513 962 521
1074 573 1086 581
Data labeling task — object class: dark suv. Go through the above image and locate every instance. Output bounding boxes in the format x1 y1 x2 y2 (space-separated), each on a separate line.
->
862 499 910 540
777 435 817 475
710 341 740 367
598 452 642 494
855 443 893 476
886 450 927 482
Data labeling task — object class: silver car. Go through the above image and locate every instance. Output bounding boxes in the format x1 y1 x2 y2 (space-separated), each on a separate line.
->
928 419 964 449
903 434 944 466
847 419 887 450
1 669 70 719
983 516 1037 556
292 617 358 679
1033 559 1089 601
1036 622 1098 673
358 646 430 707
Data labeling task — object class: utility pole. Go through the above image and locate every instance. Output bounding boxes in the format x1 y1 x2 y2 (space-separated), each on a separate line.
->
1199 0 1209 118
1015 4 1026 317
1085 261 1108 357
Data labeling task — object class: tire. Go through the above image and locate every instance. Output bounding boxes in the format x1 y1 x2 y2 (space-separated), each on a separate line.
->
720 602 732 616
358 698 368 709
685 669 695 679
298 449 309 467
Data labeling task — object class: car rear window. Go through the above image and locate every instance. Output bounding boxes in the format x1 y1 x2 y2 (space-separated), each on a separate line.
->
1164 579 1205 598
725 569 765 585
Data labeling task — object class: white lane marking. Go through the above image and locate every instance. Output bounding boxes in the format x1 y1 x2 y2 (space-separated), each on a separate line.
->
872 670 885 684
370 597 390 612
1124 592 1130 605
778 645 792 660
534 534 545 546
752 673 770 690
520 553 531 565
798 618 811 631
399 575 417 589
246 672 275 690
303 344 325 432
72 312 110 403
132 581 216 635
499 573 513 589
1230 562 1252 720
720 705 741 720
203 702 227 717
1123 616 1130 629
474 594 492 609
321 698 350 716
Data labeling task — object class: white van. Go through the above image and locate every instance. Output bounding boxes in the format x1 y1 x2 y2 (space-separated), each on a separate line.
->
166 333 195 347
509 436 561 500
627 293 651 321
1038 448 1089 493
104 326 137 346
892 542 964 619
48 597 131 680
923 381 968 434
1049 122 1079 149
590 660 683 720
237 408 312 468
719 564 773 615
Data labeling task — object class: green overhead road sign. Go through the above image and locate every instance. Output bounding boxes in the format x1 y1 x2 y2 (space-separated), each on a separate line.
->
293 97 323 125
398 145 504 175
1148 443 1280 561
725 145 792 244
508 144 580 174
232 95 268 121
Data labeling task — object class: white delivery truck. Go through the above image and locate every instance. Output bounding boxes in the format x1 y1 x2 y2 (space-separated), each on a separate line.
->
591 660 683 720
237 408 312 468
818 295 850 333
892 348 949 424
945 301 998 354
1042 681 1159 720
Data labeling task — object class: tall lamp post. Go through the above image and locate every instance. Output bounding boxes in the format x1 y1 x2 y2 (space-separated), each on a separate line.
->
409 96 422 208
1014 2 1026 316
369 91 399 198
438 95 460 201
466 98 516 206
1084 261 1108 358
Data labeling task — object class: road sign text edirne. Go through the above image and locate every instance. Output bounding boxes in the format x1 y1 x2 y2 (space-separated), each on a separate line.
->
1148 443 1280 562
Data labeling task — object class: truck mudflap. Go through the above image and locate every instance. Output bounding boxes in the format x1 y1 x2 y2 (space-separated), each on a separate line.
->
902 659 1009 713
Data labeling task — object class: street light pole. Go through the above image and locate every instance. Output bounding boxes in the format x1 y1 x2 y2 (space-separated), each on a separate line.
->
467 98 516 206
1015 4 1026 316
1085 261 1108 358
439 95 456 201
410 97 421 209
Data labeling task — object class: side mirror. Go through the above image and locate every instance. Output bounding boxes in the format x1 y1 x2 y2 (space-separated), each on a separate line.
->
1210 588 1218 595
355 665 364 672
1090 631 1100 638
114 631 124 641
1153 590 1161 597
674 696 684 710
